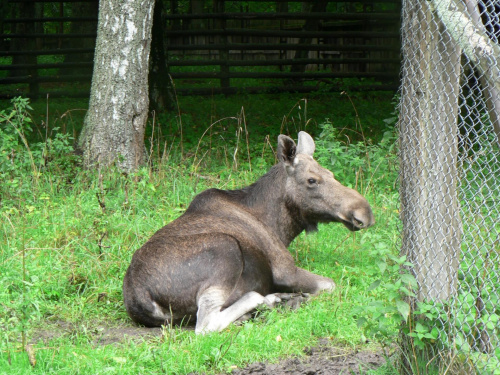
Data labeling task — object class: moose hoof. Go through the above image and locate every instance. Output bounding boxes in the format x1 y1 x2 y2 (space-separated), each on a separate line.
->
264 294 281 307
317 279 335 292
235 313 252 323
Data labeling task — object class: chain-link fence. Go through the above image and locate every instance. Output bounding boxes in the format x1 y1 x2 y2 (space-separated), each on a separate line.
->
399 0 500 373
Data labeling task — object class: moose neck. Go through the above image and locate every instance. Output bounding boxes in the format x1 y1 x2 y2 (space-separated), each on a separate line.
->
241 164 309 247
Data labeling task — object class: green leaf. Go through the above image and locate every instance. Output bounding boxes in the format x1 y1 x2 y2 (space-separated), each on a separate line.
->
396 300 410 322
400 273 417 287
414 338 426 349
430 327 439 340
415 322 427 333
377 261 387 274
357 317 367 328
383 116 398 124
398 286 416 297
368 280 381 292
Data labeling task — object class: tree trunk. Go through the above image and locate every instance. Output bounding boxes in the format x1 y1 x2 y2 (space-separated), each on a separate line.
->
79 0 155 172
399 0 462 370
463 0 500 145
432 0 500 145
400 0 462 305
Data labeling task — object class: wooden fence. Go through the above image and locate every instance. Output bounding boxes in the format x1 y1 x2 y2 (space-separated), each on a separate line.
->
0 0 401 99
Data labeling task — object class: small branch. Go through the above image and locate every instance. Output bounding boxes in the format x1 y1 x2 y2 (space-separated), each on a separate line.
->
432 0 500 145
95 192 106 213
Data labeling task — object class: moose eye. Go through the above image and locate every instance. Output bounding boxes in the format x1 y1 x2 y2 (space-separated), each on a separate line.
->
307 178 317 185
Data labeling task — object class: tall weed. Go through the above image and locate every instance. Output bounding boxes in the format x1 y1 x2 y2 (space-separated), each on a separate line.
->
0 97 78 207
315 120 398 196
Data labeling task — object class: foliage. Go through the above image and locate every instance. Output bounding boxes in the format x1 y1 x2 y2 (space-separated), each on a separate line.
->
0 97 79 208
0 97 36 173
353 251 417 346
314 120 398 194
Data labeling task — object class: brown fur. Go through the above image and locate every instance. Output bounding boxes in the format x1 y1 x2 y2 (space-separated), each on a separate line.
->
123 132 374 333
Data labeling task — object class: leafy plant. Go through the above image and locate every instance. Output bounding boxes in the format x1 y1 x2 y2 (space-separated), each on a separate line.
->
0 97 79 207
314 119 398 195
353 241 417 346
0 96 37 175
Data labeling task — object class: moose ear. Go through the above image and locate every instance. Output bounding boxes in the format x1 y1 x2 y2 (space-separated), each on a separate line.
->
277 134 296 165
296 131 315 156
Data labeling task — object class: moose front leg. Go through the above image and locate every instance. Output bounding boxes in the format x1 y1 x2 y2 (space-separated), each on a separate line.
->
274 267 335 294
195 287 281 334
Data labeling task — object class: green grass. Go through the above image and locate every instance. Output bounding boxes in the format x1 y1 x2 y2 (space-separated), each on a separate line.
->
0 93 401 374
0 183 400 374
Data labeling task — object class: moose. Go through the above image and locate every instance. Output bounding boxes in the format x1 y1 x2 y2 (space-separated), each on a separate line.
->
123 131 374 334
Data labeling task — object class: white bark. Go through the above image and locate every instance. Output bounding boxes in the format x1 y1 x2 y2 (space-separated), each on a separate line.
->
79 0 155 172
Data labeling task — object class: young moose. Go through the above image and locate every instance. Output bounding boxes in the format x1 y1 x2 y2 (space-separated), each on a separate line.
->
123 132 374 334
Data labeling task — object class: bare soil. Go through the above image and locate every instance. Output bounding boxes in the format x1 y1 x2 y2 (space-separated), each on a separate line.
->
229 338 388 375
31 319 164 346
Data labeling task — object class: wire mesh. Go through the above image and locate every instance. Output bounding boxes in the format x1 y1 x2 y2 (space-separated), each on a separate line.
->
399 0 500 373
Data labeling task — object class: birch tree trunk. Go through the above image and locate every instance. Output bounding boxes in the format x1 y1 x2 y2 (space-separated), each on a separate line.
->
79 0 155 172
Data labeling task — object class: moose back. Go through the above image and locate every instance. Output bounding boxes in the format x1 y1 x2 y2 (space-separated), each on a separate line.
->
123 131 374 334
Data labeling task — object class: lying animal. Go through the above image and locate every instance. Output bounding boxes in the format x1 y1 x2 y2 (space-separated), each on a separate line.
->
123 131 374 333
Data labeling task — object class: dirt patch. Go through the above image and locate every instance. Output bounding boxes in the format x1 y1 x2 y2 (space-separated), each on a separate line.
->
30 319 165 346
229 339 388 375
30 293 309 347
93 325 164 346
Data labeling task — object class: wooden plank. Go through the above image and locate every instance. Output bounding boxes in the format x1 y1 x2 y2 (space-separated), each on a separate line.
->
0 74 91 84
229 0 399 2
0 84 398 100
169 71 397 79
174 84 399 96
8 0 96 3
164 12 400 21
187 0 399 2
3 33 97 38
4 17 97 23
166 43 400 51
165 28 399 38
1 48 94 56
167 58 401 67
0 62 93 70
